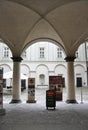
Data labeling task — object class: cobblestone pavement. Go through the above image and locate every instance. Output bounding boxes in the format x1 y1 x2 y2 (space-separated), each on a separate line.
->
0 87 88 130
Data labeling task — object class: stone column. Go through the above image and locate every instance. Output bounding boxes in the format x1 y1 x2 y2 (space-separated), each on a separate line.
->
0 68 6 115
65 57 77 103
10 57 23 103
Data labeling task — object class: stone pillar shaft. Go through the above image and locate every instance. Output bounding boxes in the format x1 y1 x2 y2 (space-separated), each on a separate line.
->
10 57 22 103
67 62 75 100
65 57 77 103
0 68 6 115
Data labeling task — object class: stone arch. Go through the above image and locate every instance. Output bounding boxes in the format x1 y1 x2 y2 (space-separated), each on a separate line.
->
0 36 14 56
21 64 30 77
0 64 12 73
54 64 66 75
22 38 66 56
23 18 64 50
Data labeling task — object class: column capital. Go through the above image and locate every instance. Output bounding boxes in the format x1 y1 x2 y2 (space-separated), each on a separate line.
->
64 56 76 62
11 57 23 62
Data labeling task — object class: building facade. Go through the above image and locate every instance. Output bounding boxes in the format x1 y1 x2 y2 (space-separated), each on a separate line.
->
0 41 88 89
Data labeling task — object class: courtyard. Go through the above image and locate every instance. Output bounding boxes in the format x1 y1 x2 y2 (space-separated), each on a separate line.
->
0 87 88 130
3 87 88 104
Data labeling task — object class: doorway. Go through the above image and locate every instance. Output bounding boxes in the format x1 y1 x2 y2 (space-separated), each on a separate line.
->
76 77 82 87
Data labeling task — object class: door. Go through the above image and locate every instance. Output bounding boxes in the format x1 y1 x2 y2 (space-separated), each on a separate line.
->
62 77 65 88
21 79 26 91
76 77 82 87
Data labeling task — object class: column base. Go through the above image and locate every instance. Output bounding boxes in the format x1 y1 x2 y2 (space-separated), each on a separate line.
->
26 100 36 103
0 108 6 116
10 99 22 104
66 99 78 104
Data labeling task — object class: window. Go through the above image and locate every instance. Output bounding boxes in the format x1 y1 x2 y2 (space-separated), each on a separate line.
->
40 47 44 58
57 47 62 58
3 47 9 57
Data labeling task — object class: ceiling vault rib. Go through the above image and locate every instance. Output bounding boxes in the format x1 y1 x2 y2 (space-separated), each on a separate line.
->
6 0 66 51
44 0 82 16
1 0 88 57
7 0 43 17
43 18 65 45
6 0 83 17
22 18 42 46
23 16 65 51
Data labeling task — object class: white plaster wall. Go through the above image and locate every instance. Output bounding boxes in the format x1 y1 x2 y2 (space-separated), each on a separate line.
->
36 65 49 88
0 41 88 89
0 64 12 73
21 64 30 76
74 65 85 86
54 64 67 87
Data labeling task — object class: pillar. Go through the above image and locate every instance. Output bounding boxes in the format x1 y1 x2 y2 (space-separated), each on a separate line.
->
0 68 6 115
10 57 23 103
65 57 77 103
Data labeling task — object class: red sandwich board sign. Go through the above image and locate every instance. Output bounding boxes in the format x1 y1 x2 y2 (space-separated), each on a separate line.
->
49 76 63 101
46 90 56 110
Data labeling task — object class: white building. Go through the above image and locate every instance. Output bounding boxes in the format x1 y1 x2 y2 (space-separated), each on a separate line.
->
0 41 88 89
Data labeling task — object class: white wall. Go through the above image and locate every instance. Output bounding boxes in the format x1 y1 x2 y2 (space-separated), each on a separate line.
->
36 64 49 88
74 64 86 86
54 64 67 87
0 41 88 88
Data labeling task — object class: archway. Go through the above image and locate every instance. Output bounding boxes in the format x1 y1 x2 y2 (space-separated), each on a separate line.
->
0 39 13 114
74 41 88 103
1 38 88 104
21 39 66 103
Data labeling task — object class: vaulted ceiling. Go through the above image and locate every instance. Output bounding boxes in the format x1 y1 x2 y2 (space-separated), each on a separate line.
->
0 0 88 56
